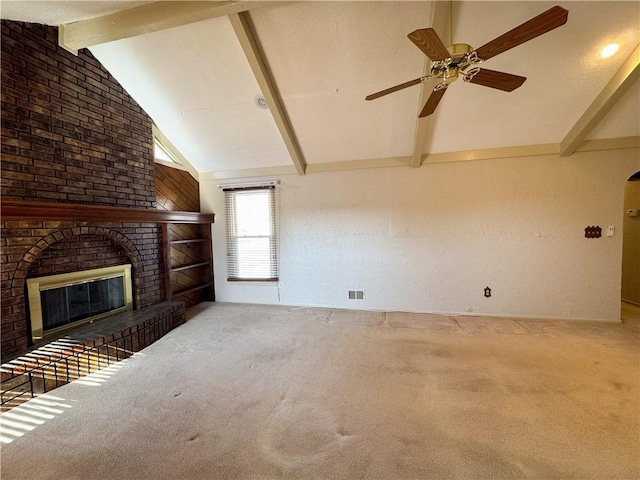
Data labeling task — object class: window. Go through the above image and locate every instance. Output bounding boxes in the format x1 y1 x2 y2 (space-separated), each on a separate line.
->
224 185 278 281
154 137 182 165
152 124 200 181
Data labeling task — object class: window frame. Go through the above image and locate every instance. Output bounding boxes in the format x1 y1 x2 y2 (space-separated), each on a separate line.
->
223 185 279 282
154 137 182 166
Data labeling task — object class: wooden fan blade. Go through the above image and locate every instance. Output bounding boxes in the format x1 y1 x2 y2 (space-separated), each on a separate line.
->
466 68 526 92
408 28 451 61
419 87 447 117
365 77 423 101
474 6 568 61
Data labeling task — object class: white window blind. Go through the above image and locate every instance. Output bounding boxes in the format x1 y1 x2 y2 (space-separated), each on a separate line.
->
223 185 279 282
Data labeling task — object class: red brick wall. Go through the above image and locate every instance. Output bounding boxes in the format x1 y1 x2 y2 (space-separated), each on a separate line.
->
27 233 130 277
1 21 166 360
1 20 155 207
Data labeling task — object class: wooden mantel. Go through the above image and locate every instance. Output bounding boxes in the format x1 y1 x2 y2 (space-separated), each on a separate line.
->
1 200 214 224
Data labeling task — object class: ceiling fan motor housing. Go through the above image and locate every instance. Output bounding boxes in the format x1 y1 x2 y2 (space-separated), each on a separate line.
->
448 43 474 58
430 43 474 84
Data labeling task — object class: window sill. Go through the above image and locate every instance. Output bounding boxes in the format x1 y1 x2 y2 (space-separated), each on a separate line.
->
227 278 279 286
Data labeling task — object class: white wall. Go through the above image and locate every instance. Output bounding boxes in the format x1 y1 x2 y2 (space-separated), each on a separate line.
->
201 148 639 321
622 179 640 304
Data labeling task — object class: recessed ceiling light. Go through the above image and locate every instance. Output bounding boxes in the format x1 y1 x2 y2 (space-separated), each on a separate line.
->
601 43 619 58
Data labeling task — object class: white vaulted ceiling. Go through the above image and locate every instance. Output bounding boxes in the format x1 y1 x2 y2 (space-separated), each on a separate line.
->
249 1 434 165
89 15 294 172
1 1 639 177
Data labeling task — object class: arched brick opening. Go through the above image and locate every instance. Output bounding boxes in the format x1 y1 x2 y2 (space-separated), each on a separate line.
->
13 227 144 308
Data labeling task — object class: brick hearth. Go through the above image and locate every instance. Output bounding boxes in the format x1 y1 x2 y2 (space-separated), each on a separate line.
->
1 301 185 411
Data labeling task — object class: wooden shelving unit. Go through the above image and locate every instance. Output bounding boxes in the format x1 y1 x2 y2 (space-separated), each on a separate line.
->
162 222 214 308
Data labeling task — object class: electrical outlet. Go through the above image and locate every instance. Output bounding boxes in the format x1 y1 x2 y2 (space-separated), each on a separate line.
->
465 306 473 312
606 226 614 237
278 282 283 288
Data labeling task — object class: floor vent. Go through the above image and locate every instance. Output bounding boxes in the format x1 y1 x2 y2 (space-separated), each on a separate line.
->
348 290 364 300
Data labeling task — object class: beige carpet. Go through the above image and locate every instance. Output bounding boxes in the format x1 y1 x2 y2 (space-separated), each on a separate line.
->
1 302 639 479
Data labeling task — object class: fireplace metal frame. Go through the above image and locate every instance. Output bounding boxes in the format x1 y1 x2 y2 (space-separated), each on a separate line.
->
26 264 133 341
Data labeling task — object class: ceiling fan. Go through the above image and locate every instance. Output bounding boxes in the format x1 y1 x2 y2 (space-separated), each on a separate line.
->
366 5 569 117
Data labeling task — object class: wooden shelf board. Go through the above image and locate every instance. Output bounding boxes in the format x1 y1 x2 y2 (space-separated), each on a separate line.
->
173 283 213 297
170 262 211 273
170 238 208 245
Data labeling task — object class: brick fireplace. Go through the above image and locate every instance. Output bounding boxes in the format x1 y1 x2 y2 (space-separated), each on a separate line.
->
1 219 164 358
1 21 208 362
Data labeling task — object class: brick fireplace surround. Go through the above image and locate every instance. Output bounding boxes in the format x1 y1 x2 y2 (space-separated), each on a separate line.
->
1 21 209 363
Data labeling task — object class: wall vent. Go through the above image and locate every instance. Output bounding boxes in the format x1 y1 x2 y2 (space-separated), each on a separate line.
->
348 290 364 300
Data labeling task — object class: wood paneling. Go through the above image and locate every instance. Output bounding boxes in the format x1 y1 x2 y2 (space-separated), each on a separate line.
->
155 164 200 212
155 164 214 308
169 241 209 270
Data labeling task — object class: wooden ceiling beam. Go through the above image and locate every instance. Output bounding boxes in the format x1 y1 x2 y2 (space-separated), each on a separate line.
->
229 12 306 175
560 43 640 156
59 1 272 53
410 0 450 168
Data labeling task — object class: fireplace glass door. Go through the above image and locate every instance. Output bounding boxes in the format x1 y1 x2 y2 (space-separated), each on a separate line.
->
40 277 126 331
27 264 133 340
